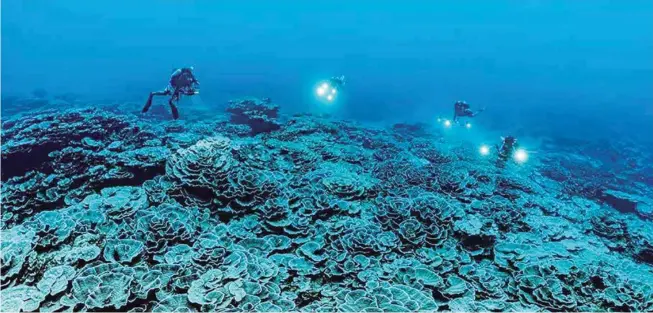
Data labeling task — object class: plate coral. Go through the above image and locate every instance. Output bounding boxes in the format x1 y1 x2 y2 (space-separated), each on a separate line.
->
1 97 652 312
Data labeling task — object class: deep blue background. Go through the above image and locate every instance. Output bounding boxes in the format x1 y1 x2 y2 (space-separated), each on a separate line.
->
2 0 652 142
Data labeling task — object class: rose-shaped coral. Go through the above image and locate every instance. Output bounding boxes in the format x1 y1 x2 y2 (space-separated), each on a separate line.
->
373 146 401 162
332 222 395 256
134 203 202 255
411 145 454 165
409 193 461 226
258 197 293 231
591 213 629 251
1 226 36 285
142 175 176 205
518 276 578 311
80 186 149 221
25 210 76 249
372 196 412 230
71 263 135 310
307 163 377 201
321 173 375 201
188 269 228 306
423 223 449 247
165 136 234 205
224 169 281 211
437 167 471 195
397 218 427 250
1 171 70 220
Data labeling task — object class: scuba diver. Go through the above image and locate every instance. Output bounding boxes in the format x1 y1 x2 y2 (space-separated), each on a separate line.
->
329 75 346 89
142 67 200 119
453 100 485 123
496 136 519 166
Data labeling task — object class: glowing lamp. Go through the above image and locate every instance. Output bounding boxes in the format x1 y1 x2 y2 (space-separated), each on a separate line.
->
479 145 490 156
513 148 528 163
327 94 334 101
317 87 326 96
465 122 472 129
331 88 337 94
444 120 452 127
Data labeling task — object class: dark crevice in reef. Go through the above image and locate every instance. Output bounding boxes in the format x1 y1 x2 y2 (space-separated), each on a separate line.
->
589 275 607 290
599 190 638 215
431 289 448 303
91 166 166 192
1 142 63 181
637 249 653 265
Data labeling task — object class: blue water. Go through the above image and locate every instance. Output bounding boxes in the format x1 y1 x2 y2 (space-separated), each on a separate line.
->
4 1 652 127
2 1 653 312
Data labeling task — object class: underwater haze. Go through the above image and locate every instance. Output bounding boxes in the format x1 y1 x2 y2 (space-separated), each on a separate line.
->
2 1 653 312
4 1 653 134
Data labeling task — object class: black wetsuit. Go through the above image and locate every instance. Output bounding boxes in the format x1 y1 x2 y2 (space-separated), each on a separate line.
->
142 68 199 119
453 101 477 122
496 136 518 166
329 76 346 89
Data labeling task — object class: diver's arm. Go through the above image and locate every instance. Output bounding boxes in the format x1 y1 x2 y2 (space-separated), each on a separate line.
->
170 69 182 78
473 107 486 116
183 89 199 95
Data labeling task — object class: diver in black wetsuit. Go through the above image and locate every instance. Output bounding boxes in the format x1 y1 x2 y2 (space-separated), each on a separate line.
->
496 136 519 166
453 100 484 123
142 67 200 119
329 75 346 89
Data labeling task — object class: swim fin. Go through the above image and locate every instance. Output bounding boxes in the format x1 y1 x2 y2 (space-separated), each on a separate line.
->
142 95 153 113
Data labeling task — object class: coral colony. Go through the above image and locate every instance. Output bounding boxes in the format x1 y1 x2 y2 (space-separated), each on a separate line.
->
1 96 653 312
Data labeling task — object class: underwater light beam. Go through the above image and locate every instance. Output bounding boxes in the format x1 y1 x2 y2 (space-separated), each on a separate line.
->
513 148 528 163
479 145 490 156
316 82 338 101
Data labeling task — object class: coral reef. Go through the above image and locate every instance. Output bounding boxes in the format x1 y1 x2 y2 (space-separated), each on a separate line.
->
1 99 652 312
227 97 281 135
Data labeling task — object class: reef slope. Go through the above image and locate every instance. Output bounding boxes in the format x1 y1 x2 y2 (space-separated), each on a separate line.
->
1 98 652 312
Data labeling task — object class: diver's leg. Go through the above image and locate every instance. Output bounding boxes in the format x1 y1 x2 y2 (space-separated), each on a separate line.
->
143 90 170 113
169 93 180 119
469 107 486 117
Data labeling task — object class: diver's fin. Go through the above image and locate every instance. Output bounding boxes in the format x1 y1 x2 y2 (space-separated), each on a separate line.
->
142 95 153 113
